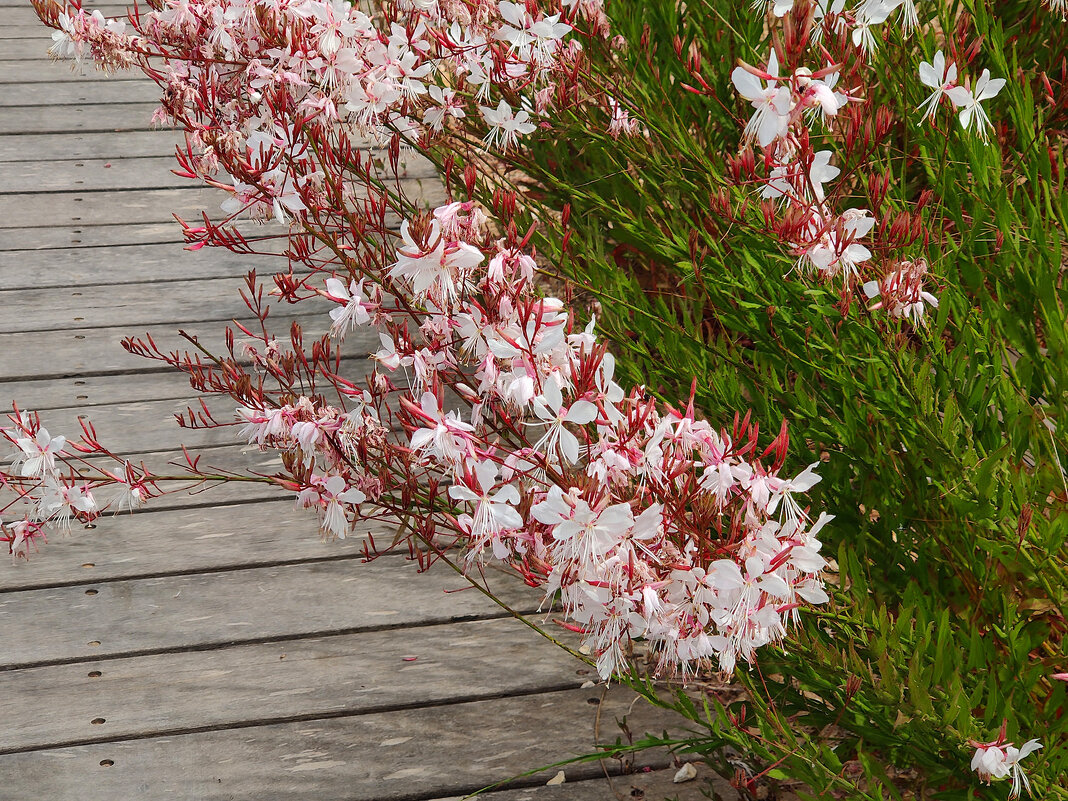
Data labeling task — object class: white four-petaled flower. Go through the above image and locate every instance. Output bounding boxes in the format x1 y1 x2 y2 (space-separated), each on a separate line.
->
946 68 1005 142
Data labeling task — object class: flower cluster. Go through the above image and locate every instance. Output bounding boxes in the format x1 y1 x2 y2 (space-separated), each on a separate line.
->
918 50 1005 142
37 0 596 160
1 413 97 561
723 3 950 321
46 5 135 71
224 198 835 680
971 734 1043 800
14 0 833 683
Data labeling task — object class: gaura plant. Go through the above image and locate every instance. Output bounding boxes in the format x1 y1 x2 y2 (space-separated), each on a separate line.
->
5 0 1066 797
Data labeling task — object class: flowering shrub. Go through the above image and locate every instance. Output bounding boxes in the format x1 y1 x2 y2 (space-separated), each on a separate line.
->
7 0 840 687
8 0 1068 797
463 0 1067 797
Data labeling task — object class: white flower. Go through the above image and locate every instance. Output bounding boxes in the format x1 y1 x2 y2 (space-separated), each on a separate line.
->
917 50 958 123
318 474 366 539
36 479 96 531
806 210 876 281
731 50 792 147
14 428 66 478
449 460 522 560
423 85 465 132
947 69 1005 142
324 277 371 338
767 461 822 524
495 2 570 65
529 381 598 464
531 488 634 566
971 739 1042 799
408 392 475 466
389 220 483 304
479 99 536 151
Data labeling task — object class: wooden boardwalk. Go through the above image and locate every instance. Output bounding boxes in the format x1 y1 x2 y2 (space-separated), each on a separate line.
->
0 3 722 798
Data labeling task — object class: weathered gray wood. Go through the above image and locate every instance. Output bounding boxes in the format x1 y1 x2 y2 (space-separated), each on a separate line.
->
10 379 373 456
0 24 76 38
0 500 371 591
0 80 158 109
61 445 292 511
0 222 195 249
0 38 71 59
0 275 285 331
430 768 727 801
0 317 331 379
0 59 144 83
0 102 168 134
1 38 142 60
0 618 583 753
0 241 293 289
0 368 197 409
0 558 538 668
31 395 276 452
0 688 682 799
0 186 217 228
0 181 444 230
0 130 182 161
0 360 365 412
0 156 195 191
0 153 436 193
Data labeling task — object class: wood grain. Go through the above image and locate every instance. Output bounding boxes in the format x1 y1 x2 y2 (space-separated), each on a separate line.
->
0 558 540 668
0 617 584 753
0 688 687 800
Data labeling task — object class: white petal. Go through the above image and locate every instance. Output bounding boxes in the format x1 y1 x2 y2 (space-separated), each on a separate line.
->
564 400 598 425
731 67 763 101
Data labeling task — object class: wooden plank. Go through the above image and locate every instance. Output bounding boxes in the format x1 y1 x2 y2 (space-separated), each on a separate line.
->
27 396 282 453
0 311 340 380
0 500 373 591
0 24 78 38
0 79 159 109
0 558 537 668
0 275 291 331
0 618 583 753
0 360 369 412
46 445 293 512
0 38 69 59
0 182 444 230
0 320 325 380
0 152 436 193
0 688 681 799
0 222 204 250
0 59 142 84
0 103 168 135
0 369 197 409
0 187 215 229
0 78 158 105
0 131 182 161
0 156 190 191
0 242 294 290
10 379 374 456
0 317 331 380
430 768 729 801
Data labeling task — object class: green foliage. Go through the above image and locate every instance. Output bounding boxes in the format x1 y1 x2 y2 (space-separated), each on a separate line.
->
445 0 1068 796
